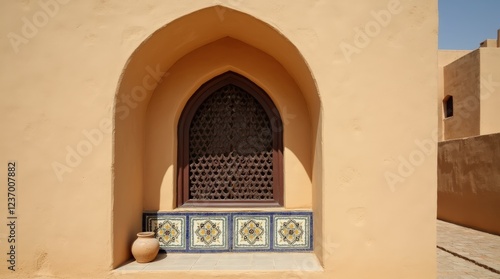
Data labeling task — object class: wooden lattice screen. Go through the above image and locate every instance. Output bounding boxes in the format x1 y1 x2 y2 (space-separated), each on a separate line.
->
177 72 283 207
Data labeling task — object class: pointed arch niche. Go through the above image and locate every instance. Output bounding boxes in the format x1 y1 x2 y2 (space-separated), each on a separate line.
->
112 6 322 267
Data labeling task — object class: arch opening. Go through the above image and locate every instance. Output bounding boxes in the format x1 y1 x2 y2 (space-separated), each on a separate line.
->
112 5 322 266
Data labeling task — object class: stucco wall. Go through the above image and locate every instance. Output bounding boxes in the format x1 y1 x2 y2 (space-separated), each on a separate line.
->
110 5 323 269
440 46 500 141
437 50 470 141
442 50 480 140
0 0 437 278
479 47 500 136
438 133 500 235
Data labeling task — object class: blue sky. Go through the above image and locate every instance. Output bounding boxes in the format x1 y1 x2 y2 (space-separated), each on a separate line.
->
439 0 500 49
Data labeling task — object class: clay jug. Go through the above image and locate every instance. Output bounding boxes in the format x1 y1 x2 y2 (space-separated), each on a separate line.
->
131 232 160 263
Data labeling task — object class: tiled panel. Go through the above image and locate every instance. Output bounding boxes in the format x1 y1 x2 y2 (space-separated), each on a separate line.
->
143 211 312 253
189 215 229 251
144 215 186 251
273 215 312 250
233 215 270 250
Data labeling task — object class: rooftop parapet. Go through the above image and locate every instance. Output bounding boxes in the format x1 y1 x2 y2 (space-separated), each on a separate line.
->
479 29 500 48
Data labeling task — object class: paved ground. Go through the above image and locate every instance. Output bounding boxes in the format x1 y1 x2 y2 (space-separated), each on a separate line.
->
437 220 500 279
118 219 499 277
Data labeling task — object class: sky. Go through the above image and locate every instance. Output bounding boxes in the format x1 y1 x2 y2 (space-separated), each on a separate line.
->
439 0 500 50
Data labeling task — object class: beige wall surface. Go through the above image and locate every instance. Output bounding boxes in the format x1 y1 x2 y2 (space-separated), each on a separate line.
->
442 50 480 140
479 47 500 136
0 0 437 278
437 50 470 141
440 47 500 141
479 39 497 48
438 133 500 235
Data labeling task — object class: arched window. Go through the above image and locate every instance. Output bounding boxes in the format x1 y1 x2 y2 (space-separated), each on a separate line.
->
443 95 453 118
177 72 283 207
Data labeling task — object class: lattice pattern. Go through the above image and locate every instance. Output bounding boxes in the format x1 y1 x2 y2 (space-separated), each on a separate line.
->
188 84 274 200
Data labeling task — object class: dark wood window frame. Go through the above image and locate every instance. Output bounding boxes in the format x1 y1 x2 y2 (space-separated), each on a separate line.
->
177 71 284 208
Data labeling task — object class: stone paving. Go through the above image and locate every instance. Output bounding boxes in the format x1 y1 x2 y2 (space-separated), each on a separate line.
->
437 219 500 279
118 219 500 277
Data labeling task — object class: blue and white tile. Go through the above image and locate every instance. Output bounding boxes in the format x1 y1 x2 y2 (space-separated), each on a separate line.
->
233 215 270 250
143 211 313 252
189 215 229 251
145 215 186 250
273 215 311 250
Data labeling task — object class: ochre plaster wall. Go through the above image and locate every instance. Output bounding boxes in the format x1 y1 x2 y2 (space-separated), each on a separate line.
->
437 50 470 141
442 50 480 140
440 47 500 141
479 47 500 136
0 0 437 278
438 133 500 235
110 5 323 269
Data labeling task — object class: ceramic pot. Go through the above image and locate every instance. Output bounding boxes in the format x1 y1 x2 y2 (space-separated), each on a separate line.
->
131 232 159 263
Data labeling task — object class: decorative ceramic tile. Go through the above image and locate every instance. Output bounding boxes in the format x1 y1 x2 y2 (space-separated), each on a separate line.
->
145 215 186 251
189 215 229 251
143 211 313 252
273 215 311 250
233 215 270 250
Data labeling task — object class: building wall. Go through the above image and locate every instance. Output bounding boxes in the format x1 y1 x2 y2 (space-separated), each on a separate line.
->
0 0 437 278
442 50 480 140
111 6 323 269
479 39 497 48
437 50 470 141
437 36 500 237
479 47 500 135
438 133 500 235
440 35 500 141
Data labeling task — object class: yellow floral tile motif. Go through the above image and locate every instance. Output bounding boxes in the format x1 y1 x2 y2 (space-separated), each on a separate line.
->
278 219 304 245
145 216 186 250
190 216 228 250
156 220 180 246
234 216 270 249
274 215 310 249
240 220 264 245
195 220 221 245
